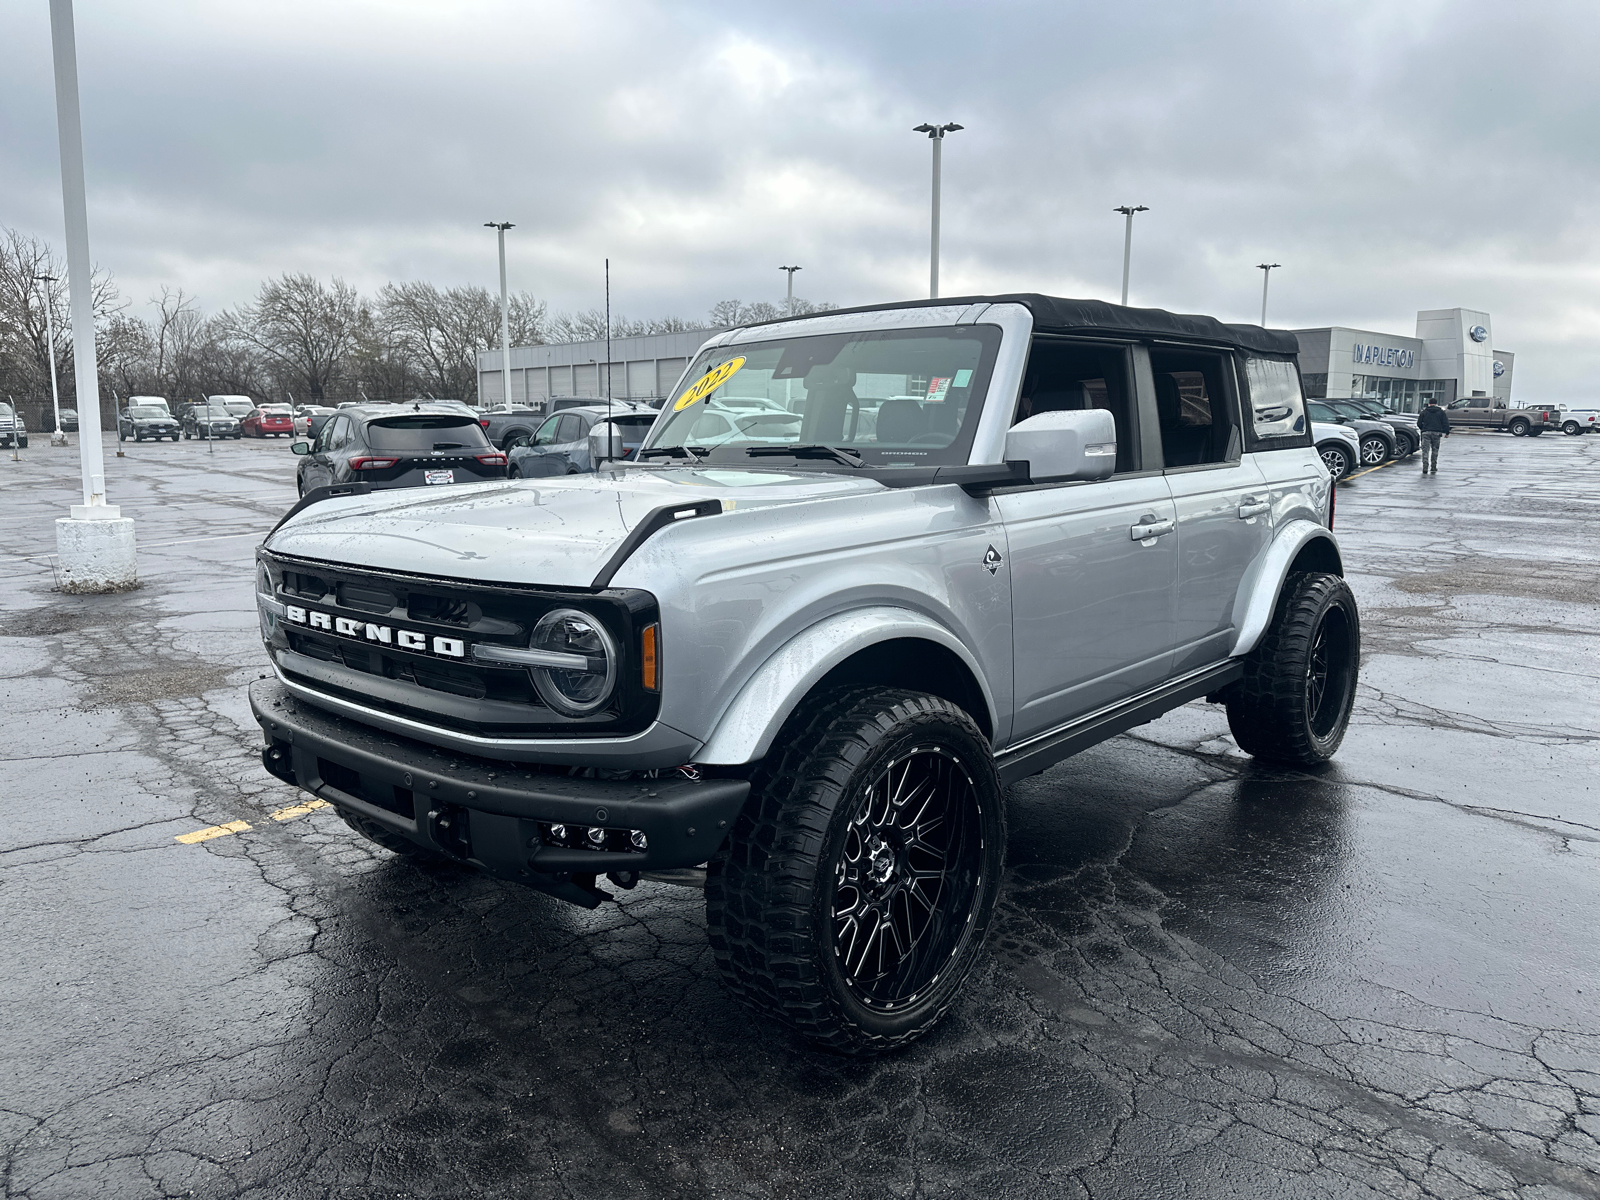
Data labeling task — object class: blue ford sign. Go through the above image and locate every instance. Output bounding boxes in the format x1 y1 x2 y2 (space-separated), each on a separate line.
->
1493 360 1506 378
1352 343 1415 369
1469 325 1488 343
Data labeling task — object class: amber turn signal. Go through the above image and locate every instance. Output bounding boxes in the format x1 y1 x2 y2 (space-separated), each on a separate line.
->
640 623 659 692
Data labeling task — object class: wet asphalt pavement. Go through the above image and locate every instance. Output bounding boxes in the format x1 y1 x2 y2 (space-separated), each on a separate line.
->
1 431 1596 1199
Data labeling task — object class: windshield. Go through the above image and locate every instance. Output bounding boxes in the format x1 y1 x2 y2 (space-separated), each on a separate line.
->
645 326 1001 467
0 403 13 418
194 406 234 419
128 406 168 419
366 415 490 451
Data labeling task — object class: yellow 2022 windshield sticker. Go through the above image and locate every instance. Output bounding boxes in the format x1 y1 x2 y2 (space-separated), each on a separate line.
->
673 356 746 411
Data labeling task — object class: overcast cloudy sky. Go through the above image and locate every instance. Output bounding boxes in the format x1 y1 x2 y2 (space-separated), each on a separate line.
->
5 0 1599 396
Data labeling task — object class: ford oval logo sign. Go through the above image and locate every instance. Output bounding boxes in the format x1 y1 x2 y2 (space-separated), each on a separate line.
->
1469 325 1488 343
1493 360 1506 378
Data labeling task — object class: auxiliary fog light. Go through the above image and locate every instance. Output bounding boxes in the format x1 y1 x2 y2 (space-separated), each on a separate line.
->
548 823 568 841
587 826 606 845
630 829 648 850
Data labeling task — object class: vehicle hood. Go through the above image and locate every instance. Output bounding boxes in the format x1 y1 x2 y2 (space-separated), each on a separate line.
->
1311 421 1358 446
1345 418 1392 438
263 466 887 587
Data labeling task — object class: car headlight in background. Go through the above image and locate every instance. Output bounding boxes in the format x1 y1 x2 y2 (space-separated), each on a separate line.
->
528 608 617 716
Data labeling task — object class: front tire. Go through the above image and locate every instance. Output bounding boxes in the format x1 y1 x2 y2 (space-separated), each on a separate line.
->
335 806 440 859
1226 572 1360 766
707 688 1005 1054
1318 443 1352 480
1358 434 1389 466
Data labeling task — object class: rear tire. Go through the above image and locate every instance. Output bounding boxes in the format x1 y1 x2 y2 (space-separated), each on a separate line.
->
335 806 440 859
1225 572 1360 766
1509 418 1530 436
1564 421 1582 435
707 688 1005 1055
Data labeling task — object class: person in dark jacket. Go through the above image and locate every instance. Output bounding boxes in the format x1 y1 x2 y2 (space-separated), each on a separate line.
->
1417 401 1450 475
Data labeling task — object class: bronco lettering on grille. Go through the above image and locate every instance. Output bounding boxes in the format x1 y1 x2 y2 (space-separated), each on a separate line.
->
282 604 466 658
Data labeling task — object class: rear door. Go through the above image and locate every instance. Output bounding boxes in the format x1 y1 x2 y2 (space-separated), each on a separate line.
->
1150 347 1274 673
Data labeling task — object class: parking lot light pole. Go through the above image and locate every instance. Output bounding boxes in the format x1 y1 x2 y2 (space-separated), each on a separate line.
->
1257 262 1281 326
913 123 962 298
780 265 801 315
1114 205 1148 306
35 275 68 446
49 0 136 592
485 222 514 408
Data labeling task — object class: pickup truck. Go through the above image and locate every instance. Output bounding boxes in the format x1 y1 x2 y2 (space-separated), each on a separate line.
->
250 293 1356 1053
1443 397 1554 436
480 405 548 450
1547 404 1600 436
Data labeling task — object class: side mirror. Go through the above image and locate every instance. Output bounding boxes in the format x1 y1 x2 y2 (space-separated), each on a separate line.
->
588 422 627 463
1003 409 1117 483
291 440 312 456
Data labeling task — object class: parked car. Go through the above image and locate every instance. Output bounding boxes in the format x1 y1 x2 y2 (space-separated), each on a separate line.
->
1332 399 1419 456
0 401 28 448
296 405 339 439
1306 401 1396 467
127 395 173 416
480 405 547 450
290 406 508 496
251 292 1357 1053
118 403 180 442
243 405 295 438
58 408 79 432
182 403 242 440
1443 396 1554 436
1545 403 1599 435
1312 419 1360 480
208 395 257 420
506 404 659 476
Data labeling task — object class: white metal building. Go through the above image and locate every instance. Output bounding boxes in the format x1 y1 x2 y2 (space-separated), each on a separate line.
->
476 328 723 412
1293 308 1514 413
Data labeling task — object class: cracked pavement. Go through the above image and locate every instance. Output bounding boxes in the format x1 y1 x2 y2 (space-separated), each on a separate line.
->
1 431 1596 1198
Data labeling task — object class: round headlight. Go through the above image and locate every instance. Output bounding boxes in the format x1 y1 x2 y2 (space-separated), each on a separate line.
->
529 608 617 717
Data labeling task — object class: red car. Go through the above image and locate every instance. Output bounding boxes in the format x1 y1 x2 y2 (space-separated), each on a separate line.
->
242 406 295 438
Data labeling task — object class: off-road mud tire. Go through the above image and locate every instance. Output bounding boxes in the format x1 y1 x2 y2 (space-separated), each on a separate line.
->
336 805 440 859
706 688 1005 1055
1225 571 1360 766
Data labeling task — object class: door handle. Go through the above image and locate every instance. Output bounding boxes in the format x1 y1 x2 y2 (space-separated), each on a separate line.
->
1237 496 1272 519
1130 518 1175 541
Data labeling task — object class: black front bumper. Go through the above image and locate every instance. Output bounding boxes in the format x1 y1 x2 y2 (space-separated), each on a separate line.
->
249 679 748 908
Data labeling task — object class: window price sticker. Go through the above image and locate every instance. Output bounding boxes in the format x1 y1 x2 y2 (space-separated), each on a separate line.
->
925 377 952 403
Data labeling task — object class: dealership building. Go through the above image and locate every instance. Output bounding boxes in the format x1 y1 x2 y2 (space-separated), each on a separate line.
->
1293 307 1513 413
478 305 1514 418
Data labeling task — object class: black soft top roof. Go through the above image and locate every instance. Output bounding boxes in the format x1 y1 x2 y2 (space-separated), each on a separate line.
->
772 293 1300 357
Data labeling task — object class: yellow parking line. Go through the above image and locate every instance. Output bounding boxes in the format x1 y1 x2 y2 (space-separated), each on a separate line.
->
269 799 330 821
175 820 252 844
1342 455 1406 482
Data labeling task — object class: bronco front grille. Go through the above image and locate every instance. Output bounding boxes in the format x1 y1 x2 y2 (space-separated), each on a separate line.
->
259 551 660 739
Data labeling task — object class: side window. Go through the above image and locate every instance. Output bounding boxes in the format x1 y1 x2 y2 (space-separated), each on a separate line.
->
556 414 585 443
1242 356 1308 449
315 417 340 452
1150 350 1241 468
1012 340 1139 474
531 415 564 446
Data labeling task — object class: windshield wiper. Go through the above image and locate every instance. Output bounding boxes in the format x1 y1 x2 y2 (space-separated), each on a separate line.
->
637 445 707 462
746 444 863 468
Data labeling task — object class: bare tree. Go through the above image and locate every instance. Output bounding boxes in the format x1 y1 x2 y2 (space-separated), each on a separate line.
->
224 273 364 403
377 281 547 401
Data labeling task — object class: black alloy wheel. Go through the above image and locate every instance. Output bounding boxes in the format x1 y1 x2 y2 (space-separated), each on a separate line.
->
1319 443 1351 480
1224 571 1360 766
707 688 1004 1054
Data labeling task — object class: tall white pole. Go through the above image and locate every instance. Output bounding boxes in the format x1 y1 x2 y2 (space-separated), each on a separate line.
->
780 265 800 315
49 0 108 506
1114 205 1148 306
929 135 942 299
39 277 67 444
1257 262 1280 326
486 221 515 408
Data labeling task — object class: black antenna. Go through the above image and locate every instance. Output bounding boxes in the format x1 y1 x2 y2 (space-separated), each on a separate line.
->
605 257 612 450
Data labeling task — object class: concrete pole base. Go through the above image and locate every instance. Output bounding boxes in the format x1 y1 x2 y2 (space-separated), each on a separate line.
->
55 505 138 593
50 431 70 447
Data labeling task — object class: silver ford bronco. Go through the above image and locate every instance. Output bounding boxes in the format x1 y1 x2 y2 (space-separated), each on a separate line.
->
250 295 1358 1053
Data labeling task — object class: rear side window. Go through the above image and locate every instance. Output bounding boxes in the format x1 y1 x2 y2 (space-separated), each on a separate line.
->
1242 356 1311 450
366 416 490 452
